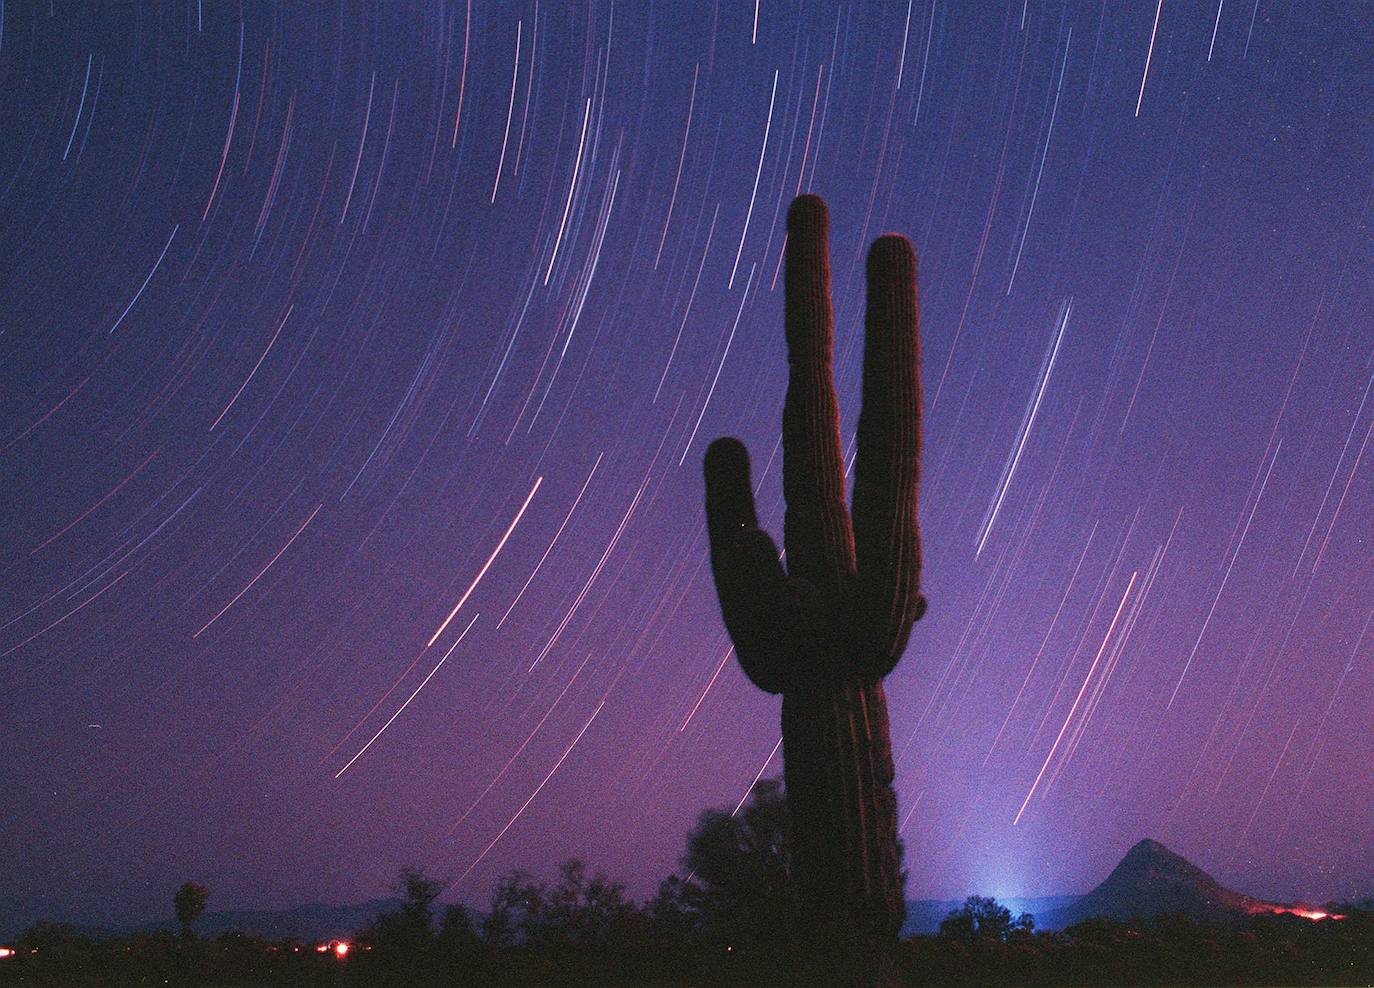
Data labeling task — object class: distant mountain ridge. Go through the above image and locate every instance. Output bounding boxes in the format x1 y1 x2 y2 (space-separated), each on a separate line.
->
0 899 402 944
1039 838 1338 929
130 898 404 941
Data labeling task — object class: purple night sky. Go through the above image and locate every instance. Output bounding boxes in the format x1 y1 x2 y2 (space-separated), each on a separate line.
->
2 2 1371 932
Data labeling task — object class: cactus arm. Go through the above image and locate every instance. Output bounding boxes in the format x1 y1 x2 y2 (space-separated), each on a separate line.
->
704 437 791 693
782 195 855 596
850 234 926 679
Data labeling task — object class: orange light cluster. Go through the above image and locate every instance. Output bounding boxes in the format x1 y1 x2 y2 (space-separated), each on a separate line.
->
1269 907 1346 922
0 947 14 959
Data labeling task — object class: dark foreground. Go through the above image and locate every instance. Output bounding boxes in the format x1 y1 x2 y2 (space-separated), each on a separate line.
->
2 911 1371 987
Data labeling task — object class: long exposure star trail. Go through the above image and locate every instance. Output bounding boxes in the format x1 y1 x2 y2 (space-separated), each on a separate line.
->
1 2 1371 932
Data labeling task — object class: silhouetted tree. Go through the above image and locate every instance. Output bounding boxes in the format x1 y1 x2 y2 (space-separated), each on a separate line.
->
437 902 479 948
535 859 642 949
363 866 444 960
647 873 705 943
403 866 444 911
173 881 209 938
482 859 642 952
939 896 1033 942
435 901 482 977
678 779 800 961
471 859 659 984
482 868 539 948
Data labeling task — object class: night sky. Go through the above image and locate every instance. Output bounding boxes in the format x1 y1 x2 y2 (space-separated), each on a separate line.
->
2 1 1372 932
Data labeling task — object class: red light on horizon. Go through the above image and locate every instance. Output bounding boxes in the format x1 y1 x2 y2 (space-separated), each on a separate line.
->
334 941 350 957
1267 906 1347 922
0 947 14 959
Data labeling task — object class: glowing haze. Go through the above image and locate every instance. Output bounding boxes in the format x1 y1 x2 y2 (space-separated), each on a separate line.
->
1 2 1370 931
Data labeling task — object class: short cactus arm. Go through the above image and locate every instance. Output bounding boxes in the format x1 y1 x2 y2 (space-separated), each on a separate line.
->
782 195 855 597
850 234 926 679
704 437 791 693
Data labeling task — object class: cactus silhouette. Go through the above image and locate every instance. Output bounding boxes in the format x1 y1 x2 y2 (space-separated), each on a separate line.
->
704 194 924 983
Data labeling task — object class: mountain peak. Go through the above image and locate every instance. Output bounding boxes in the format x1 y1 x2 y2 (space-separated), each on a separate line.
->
1126 837 1171 856
1099 837 1228 898
1118 838 1204 875
1041 839 1274 929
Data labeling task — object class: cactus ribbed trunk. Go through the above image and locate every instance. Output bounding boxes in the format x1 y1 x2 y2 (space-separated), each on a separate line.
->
784 681 903 981
704 195 924 987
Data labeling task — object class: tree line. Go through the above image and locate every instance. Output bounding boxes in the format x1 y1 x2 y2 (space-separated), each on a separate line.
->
5 780 1371 986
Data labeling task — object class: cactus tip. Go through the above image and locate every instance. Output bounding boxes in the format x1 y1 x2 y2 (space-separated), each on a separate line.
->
788 194 829 236
867 234 916 273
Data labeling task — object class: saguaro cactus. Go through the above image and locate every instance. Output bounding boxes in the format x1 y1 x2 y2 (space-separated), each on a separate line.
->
704 195 925 984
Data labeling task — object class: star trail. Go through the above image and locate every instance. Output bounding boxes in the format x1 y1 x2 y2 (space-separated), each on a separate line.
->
1 2 1371 931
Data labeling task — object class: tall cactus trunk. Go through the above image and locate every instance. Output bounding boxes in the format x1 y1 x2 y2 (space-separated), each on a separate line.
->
704 194 924 987
784 681 904 982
